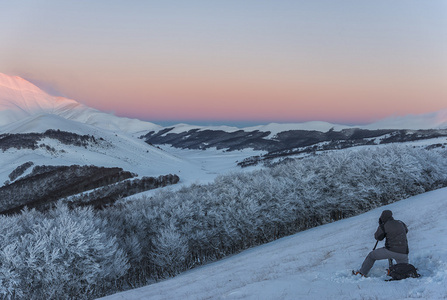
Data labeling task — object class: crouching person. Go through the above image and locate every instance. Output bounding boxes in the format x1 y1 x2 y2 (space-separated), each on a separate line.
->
353 210 409 277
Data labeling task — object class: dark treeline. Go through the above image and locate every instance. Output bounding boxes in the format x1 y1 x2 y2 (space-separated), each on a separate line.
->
7 161 34 183
0 145 446 299
0 129 100 151
0 165 136 214
66 174 180 209
142 126 447 155
239 130 447 167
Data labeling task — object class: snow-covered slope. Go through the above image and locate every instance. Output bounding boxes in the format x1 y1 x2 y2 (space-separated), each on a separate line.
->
160 121 351 137
0 73 160 133
159 110 447 137
0 72 265 191
0 115 262 189
256 111 447 132
100 187 447 300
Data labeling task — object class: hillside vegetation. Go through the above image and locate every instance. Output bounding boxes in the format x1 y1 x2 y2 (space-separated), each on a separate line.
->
0 145 446 299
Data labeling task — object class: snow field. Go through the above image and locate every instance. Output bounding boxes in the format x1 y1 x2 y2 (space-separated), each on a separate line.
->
100 187 447 300
0 117 264 190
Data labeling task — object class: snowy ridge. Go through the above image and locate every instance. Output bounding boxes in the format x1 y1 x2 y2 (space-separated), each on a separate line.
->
159 123 243 135
0 123 222 188
244 121 350 138
0 113 263 190
161 121 350 138
163 111 447 137
362 109 447 131
2 72 447 136
153 110 447 139
0 72 160 133
100 187 447 300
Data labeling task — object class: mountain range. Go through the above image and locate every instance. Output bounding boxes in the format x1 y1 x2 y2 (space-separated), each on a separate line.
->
0 73 160 133
1 72 447 135
1 72 447 213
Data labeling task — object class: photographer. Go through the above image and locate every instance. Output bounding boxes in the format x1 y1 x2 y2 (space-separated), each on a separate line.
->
353 210 409 277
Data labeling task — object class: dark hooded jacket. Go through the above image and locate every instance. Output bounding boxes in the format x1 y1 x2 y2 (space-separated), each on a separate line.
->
375 210 409 254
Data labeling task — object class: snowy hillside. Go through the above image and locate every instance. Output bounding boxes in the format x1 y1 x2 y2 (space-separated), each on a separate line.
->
0 72 265 194
0 116 262 190
100 187 447 300
0 72 269 214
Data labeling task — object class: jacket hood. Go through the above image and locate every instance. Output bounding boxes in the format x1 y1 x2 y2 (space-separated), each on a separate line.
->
380 210 393 223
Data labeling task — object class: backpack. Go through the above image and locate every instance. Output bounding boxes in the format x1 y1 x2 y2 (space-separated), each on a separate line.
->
386 263 420 281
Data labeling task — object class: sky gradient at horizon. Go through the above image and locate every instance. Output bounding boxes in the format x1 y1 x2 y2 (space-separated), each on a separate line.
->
1 1 446 125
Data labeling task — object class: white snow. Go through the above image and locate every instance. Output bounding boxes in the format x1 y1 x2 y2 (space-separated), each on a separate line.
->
244 122 350 137
155 112 447 137
0 72 160 133
158 123 243 136
150 110 447 138
0 114 264 189
0 72 266 193
99 187 447 300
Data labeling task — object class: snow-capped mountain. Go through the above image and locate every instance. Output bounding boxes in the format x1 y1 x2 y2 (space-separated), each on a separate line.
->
0 72 263 213
0 73 182 182
2 72 447 137
0 72 160 134
147 110 447 138
1 71 446 212
362 109 447 131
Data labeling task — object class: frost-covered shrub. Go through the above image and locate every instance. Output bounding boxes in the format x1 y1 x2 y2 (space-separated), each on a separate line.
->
101 145 447 287
0 205 128 300
149 221 189 277
1 145 447 298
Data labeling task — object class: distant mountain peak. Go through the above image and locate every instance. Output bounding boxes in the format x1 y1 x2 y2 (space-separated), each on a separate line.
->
364 108 447 131
0 72 43 93
0 72 160 133
0 73 59 115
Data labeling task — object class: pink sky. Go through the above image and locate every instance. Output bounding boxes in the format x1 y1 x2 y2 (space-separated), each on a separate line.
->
1 1 446 125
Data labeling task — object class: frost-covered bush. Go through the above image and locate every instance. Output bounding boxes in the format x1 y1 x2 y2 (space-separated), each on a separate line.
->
149 221 190 277
100 145 447 287
1 145 447 298
0 205 128 300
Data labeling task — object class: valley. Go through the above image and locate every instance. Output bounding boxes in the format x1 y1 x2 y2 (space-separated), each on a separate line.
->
0 72 447 299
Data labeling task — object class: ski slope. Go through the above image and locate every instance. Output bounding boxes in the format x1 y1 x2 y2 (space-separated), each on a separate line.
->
100 187 447 300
